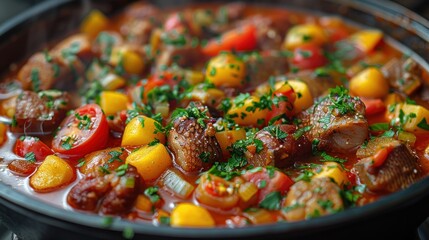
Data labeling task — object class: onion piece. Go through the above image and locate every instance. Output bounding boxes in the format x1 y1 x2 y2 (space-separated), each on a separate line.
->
398 131 416 146
238 182 258 202
159 169 194 198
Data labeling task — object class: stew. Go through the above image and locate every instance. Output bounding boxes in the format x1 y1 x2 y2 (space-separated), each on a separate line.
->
0 1 429 228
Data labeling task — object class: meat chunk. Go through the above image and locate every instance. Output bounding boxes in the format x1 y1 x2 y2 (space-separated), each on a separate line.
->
79 147 129 175
354 137 422 193
67 165 142 215
245 125 311 168
168 104 222 173
12 90 70 135
120 19 154 45
51 34 92 63
243 51 288 90
282 177 344 221
156 44 201 69
382 57 422 95
17 53 68 91
299 89 368 153
122 2 161 22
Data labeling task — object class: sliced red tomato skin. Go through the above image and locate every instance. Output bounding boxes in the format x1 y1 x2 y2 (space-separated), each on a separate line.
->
292 44 327 70
202 25 257 56
14 136 52 162
52 104 109 158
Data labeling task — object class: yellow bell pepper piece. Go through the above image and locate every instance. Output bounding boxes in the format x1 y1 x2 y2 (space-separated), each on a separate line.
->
30 155 75 193
110 46 145 75
284 24 327 49
286 80 314 114
121 115 166 146
393 103 429 133
99 91 129 116
206 52 246 88
349 30 383 54
126 143 172 181
170 203 215 227
227 96 268 126
349 67 389 99
215 128 246 156
80 10 109 39
313 162 348 187
0 123 6 146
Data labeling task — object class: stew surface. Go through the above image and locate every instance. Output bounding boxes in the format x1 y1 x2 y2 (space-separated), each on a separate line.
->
1 1 429 228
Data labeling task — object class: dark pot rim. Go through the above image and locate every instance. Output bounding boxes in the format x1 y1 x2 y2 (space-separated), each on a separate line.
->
0 0 429 238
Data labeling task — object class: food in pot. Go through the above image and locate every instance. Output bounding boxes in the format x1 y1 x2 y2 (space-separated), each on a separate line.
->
0 1 428 228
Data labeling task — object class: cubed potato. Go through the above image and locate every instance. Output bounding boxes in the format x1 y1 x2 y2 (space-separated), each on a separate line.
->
30 155 75 193
121 115 166 146
170 203 215 227
313 162 348 187
126 143 172 181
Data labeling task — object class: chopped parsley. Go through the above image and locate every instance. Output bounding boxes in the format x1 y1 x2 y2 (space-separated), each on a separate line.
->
199 152 211 163
264 125 288 139
148 138 160 146
24 152 36 163
75 113 92 130
61 136 73 150
76 158 86 168
115 164 128 177
108 150 123 163
259 191 282 210
369 123 390 131
293 126 312 140
144 186 161 203
320 152 347 169
30 68 41 92
417 118 429 131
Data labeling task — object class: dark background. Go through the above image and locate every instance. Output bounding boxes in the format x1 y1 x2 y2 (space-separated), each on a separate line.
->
0 0 429 24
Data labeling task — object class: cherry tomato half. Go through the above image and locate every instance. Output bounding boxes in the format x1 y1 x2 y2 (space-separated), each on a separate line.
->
52 104 109 158
195 174 239 210
292 44 327 70
14 136 52 162
202 24 257 56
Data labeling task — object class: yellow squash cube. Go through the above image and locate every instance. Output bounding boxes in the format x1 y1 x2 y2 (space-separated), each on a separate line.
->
30 155 75 193
80 10 109 39
227 96 268 126
215 128 246 156
121 115 166 147
284 24 327 49
126 143 172 181
99 91 129 116
170 203 215 227
313 162 348 187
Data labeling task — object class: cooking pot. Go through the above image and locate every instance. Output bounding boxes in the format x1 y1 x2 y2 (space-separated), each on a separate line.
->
0 0 429 239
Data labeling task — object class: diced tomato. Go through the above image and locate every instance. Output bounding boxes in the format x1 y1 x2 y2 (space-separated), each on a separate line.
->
14 136 52 162
361 98 386 116
202 24 257 56
242 167 294 202
52 104 109 158
292 44 327 70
